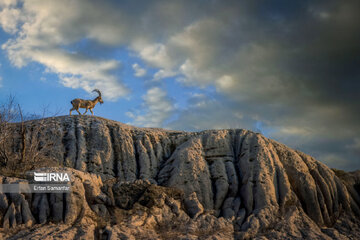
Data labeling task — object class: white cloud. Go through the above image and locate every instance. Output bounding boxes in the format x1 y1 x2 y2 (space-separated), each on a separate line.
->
132 63 146 77
0 0 18 8
0 5 23 34
177 59 214 86
137 43 173 70
0 0 359 170
153 69 176 81
215 75 235 91
127 87 174 127
0 0 130 100
0 76 3 87
0 1 208 99
3 41 129 99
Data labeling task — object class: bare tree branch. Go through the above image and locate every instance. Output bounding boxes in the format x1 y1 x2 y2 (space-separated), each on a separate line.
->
0 95 60 175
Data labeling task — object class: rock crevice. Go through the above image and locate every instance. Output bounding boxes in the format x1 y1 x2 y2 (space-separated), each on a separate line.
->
0 115 359 239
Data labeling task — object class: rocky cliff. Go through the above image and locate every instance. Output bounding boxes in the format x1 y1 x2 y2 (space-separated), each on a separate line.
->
0 115 359 239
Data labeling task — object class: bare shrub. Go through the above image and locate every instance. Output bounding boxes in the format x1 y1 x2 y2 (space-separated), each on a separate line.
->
0 95 60 177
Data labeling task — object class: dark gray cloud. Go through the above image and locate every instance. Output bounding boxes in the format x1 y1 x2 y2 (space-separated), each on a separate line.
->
1 0 359 170
165 0 360 170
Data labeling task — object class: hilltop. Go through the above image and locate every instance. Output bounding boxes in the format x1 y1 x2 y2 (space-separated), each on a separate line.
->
0 115 359 239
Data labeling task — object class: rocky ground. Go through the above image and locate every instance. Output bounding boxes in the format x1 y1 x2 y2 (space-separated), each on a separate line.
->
0 115 359 239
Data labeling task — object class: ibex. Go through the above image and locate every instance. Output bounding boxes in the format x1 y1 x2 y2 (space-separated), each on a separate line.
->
70 89 104 115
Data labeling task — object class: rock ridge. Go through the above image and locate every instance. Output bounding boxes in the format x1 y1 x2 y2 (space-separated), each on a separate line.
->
0 115 359 239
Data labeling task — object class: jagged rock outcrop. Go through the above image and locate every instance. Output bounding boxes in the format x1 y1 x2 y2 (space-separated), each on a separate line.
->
0 168 233 239
0 115 359 239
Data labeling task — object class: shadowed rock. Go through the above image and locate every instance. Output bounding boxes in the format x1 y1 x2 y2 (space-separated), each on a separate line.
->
0 116 359 239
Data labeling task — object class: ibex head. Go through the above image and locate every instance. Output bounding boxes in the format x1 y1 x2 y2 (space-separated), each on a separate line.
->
93 89 104 104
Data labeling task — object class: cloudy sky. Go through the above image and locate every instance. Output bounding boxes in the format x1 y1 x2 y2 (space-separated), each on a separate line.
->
0 0 359 170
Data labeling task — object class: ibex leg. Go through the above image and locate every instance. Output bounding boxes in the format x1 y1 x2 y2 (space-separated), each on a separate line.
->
70 108 76 115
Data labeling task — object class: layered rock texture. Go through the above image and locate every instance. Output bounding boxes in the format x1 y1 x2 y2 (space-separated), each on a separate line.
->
0 115 359 239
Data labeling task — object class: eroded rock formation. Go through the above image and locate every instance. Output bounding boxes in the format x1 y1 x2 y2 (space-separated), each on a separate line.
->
0 115 359 239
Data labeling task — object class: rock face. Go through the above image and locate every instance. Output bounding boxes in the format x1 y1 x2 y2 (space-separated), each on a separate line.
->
0 115 359 239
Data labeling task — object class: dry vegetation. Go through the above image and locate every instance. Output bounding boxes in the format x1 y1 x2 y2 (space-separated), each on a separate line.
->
0 96 60 178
